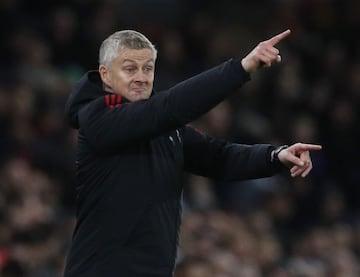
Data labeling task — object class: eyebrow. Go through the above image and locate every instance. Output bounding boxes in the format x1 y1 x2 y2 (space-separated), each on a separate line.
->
122 59 154 64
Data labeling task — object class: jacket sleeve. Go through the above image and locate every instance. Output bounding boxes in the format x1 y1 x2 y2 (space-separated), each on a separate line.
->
79 59 250 150
183 126 280 181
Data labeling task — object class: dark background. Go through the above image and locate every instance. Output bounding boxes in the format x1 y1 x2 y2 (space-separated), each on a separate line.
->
0 0 359 276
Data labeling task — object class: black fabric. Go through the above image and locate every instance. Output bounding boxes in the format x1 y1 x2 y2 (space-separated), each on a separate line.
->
63 59 279 277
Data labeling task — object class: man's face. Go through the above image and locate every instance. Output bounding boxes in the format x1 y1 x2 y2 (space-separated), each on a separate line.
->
99 48 155 102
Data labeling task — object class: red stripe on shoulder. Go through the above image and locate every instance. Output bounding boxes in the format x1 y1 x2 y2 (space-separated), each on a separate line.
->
111 94 116 106
115 94 122 107
105 94 123 108
105 95 111 107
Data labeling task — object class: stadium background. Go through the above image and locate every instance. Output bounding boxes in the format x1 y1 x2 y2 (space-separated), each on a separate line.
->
0 0 359 276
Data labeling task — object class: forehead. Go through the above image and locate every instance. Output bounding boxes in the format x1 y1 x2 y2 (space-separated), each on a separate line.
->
117 48 155 63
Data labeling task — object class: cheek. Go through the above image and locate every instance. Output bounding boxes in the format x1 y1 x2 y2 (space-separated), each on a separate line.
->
114 73 131 87
148 78 154 91
148 74 155 84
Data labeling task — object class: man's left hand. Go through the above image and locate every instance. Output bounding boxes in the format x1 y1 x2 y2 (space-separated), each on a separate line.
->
277 143 322 178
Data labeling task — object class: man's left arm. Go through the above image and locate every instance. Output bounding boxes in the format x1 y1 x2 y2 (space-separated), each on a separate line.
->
183 126 279 181
183 126 322 181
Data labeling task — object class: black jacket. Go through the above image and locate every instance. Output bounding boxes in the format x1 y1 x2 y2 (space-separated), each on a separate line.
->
63 59 280 277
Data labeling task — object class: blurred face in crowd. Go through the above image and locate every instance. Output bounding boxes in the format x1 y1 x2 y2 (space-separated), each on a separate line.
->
99 48 155 102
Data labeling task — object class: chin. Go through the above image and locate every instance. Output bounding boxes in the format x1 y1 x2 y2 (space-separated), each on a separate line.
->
129 93 150 102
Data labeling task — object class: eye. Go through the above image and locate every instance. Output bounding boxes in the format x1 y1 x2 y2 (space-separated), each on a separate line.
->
124 67 136 73
144 66 154 73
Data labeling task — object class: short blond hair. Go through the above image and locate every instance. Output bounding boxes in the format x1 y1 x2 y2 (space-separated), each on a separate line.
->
99 30 157 67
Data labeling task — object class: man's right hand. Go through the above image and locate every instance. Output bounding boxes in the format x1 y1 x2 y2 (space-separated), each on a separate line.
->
241 29 291 73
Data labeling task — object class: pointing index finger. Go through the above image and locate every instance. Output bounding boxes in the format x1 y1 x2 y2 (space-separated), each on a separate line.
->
298 144 322 151
267 29 291 46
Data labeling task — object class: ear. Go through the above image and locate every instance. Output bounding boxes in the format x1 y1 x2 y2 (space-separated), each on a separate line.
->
99 65 112 88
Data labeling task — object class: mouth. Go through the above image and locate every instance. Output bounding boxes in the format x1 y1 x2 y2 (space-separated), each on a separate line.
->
131 87 147 94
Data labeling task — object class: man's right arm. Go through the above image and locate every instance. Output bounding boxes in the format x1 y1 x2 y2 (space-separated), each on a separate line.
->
80 59 249 150
80 29 291 151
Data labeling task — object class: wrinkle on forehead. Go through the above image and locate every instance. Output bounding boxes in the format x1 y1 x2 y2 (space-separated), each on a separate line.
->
117 48 155 64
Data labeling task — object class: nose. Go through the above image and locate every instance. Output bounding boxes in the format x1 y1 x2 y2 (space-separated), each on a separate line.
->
134 70 148 83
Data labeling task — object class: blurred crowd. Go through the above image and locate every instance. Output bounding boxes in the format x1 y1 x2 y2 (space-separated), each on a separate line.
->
0 0 359 276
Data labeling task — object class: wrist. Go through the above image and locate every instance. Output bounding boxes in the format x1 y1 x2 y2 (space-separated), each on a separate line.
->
241 58 253 73
271 145 289 164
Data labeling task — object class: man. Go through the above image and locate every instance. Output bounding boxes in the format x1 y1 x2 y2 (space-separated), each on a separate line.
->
64 29 321 276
